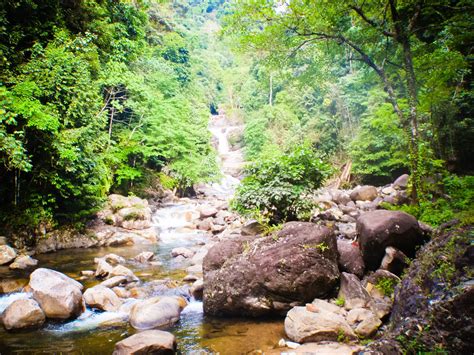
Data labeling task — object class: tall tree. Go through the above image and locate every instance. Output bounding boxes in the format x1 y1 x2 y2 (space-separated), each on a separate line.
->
225 0 473 201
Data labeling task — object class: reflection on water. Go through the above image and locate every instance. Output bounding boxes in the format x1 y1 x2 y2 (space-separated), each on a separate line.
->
0 202 284 354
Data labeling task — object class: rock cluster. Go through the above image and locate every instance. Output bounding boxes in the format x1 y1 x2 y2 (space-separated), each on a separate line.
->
201 174 432 347
35 194 158 253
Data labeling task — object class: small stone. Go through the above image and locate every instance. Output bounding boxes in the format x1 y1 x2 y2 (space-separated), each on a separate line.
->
183 274 198 282
9 255 38 270
241 219 264 236
190 279 204 300
286 341 300 349
355 315 382 337
133 251 154 263
171 247 194 259
101 275 129 288
382 186 396 195
380 246 409 276
110 265 137 279
199 205 218 219
350 185 378 202
81 270 95 277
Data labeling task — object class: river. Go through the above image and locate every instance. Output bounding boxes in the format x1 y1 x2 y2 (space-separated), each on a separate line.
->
0 113 285 354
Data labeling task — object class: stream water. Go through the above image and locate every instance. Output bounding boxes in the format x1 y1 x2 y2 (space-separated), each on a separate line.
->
0 114 285 354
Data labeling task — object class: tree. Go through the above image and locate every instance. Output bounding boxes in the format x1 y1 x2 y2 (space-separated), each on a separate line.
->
224 0 473 202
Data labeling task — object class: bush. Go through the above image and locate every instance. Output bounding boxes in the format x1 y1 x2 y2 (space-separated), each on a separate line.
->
232 145 332 222
383 174 474 227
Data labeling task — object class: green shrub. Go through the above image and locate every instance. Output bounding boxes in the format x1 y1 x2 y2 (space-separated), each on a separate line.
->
232 145 332 222
382 174 474 227
375 277 399 297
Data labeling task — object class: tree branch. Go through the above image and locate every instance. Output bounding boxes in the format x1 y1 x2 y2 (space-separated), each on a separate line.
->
350 5 394 37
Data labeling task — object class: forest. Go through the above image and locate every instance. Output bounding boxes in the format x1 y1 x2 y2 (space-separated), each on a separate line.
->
0 0 473 354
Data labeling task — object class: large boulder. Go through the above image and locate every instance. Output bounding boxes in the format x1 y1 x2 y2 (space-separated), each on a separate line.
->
0 245 16 265
357 210 425 270
113 330 176 355
83 285 122 312
28 268 84 319
130 296 186 330
350 186 378 202
284 305 357 343
203 222 340 317
2 299 45 330
336 240 365 278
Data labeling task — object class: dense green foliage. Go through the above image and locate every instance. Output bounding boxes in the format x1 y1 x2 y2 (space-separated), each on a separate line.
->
223 0 473 192
0 0 221 235
383 174 474 227
232 145 332 222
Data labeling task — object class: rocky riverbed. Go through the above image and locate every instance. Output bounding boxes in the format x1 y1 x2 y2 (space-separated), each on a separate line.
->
1 112 471 354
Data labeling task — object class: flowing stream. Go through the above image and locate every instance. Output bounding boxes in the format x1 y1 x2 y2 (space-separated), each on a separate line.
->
0 114 285 354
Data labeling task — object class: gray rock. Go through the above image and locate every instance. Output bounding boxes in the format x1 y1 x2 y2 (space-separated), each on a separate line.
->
0 245 17 265
380 246 409 276
241 219 264 236
355 314 382 337
199 205 218 219
190 279 204 300
9 255 38 270
393 174 409 189
28 268 84 319
338 272 372 310
95 259 114 278
113 329 176 355
2 299 45 330
100 275 130 288
336 222 356 239
171 247 194 259
284 306 356 343
83 285 122 312
130 296 186 330
133 251 155 264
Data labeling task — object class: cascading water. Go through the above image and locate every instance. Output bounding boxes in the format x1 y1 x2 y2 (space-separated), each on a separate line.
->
0 112 285 354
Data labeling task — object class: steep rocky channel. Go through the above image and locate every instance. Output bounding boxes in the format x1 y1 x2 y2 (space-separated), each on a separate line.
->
0 112 287 354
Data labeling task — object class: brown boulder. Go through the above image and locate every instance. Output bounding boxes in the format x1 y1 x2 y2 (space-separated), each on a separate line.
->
357 210 425 270
336 240 365 278
203 222 340 316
